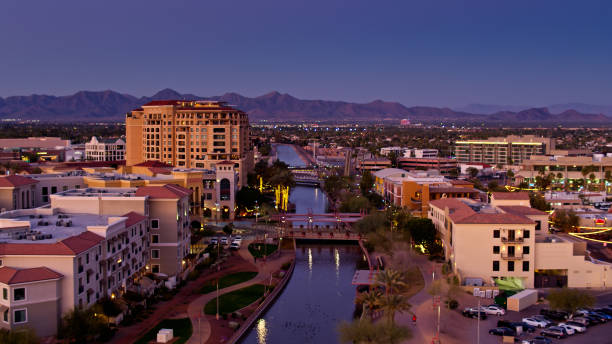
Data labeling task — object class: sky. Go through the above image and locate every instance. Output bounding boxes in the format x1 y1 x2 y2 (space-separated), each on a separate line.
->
0 0 610 107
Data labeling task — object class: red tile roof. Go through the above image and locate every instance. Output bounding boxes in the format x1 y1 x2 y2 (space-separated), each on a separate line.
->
449 179 474 186
0 231 104 256
0 175 39 187
135 160 174 168
0 267 62 285
148 167 173 175
122 211 147 227
491 192 530 201
135 184 192 199
498 206 548 216
430 198 534 224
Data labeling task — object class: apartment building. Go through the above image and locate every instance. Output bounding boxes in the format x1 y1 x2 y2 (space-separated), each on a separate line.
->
125 100 253 187
373 168 480 217
429 192 611 289
85 136 125 161
454 135 554 165
0 207 149 336
398 157 458 175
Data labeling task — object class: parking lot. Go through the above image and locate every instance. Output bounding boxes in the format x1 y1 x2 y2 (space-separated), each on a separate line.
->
444 291 612 344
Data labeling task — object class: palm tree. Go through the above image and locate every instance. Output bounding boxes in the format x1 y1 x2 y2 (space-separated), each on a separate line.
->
375 269 407 295
356 290 381 319
379 294 412 326
337 319 411 344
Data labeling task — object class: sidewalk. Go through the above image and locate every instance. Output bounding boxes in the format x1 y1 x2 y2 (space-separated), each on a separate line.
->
186 240 293 344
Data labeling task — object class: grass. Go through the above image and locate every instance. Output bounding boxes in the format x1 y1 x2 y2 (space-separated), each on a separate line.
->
199 271 258 294
204 284 270 315
134 318 193 344
248 243 278 258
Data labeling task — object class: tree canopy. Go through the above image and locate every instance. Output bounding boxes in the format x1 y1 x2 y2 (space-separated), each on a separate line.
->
547 288 594 314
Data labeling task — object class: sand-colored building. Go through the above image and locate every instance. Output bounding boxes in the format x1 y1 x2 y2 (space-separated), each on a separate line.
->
455 135 554 165
125 100 253 187
429 192 611 289
85 136 125 161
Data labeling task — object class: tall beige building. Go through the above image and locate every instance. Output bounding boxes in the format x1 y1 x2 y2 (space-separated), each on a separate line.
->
126 100 253 187
454 135 554 165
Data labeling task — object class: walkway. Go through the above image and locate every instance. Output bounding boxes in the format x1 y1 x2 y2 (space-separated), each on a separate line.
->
186 240 293 344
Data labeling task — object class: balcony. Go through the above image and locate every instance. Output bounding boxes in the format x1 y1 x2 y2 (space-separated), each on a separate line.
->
501 253 523 260
501 237 524 243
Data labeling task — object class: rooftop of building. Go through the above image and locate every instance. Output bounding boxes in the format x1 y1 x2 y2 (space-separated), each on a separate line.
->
0 137 71 149
497 205 548 216
135 184 191 199
428 186 480 194
490 192 530 201
430 198 535 224
140 100 245 112
55 187 139 198
0 175 39 187
0 266 63 285
373 168 407 179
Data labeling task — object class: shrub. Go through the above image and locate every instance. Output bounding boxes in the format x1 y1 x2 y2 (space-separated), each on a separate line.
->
281 261 292 270
447 299 459 309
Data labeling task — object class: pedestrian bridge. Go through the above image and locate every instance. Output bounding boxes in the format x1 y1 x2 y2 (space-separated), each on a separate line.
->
280 229 362 241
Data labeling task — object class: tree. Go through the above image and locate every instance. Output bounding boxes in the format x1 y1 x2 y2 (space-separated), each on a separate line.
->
223 223 234 236
551 209 580 232
535 173 554 191
324 174 347 205
359 170 374 196
235 186 265 211
356 290 381 320
547 288 595 315
467 167 479 178
337 319 410 344
487 180 502 192
529 193 550 211
339 195 371 213
59 307 109 343
388 151 399 168
378 294 412 326
0 328 38 344
375 269 407 295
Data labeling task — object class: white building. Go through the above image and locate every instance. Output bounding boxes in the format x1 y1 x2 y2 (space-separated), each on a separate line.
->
85 137 125 161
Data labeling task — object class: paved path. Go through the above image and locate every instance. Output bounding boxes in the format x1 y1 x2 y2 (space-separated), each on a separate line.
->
186 240 292 344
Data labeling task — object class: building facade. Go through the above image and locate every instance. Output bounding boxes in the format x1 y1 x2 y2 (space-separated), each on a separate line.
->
125 100 254 187
85 136 125 161
455 135 554 165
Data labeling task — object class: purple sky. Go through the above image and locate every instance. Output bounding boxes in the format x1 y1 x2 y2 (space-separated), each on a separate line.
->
0 0 610 107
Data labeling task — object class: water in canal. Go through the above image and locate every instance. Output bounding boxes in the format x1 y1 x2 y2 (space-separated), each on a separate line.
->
242 145 361 344
275 144 307 168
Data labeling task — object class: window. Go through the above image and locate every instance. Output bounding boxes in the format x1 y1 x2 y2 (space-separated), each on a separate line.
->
535 221 541 231
151 249 160 259
507 261 514 271
152 234 159 244
523 230 530 239
493 246 500 254
42 187 48 195
13 309 26 323
2 309 7 322
51 186 57 194
492 261 499 271
493 230 500 238
2 288 6 300
151 219 160 229
13 288 25 301
523 261 529 272
523 246 530 254
152 265 160 273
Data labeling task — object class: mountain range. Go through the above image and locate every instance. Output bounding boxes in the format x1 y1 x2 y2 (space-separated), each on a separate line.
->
0 89 610 124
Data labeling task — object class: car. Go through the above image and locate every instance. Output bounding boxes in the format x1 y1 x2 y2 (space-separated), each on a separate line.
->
220 237 228 245
523 317 549 328
568 317 590 327
229 242 240 250
532 315 554 326
210 237 218 244
558 322 586 333
234 235 242 240
540 327 566 339
583 314 605 324
540 309 569 320
511 322 536 333
550 325 574 336
594 307 612 316
462 308 487 319
591 311 612 321
489 327 515 336
528 336 553 344
484 305 506 316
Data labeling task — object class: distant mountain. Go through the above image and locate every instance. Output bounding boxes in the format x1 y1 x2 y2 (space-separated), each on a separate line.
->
456 102 612 116
0 89 610 124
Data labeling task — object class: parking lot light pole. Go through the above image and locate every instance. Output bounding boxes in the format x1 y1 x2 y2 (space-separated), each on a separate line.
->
477 297 481 344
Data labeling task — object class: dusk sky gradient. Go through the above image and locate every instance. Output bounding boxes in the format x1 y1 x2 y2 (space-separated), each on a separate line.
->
1 0 610 107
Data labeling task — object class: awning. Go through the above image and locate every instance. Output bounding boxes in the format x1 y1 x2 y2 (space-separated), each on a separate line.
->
351 270 379 286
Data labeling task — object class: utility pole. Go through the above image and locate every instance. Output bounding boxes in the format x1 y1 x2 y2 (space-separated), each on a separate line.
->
216 279 220 320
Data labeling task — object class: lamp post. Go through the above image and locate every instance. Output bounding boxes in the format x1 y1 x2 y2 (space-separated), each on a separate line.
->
215 202 219 225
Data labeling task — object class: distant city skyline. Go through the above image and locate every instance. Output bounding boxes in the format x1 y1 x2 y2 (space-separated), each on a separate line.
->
1 0 611 107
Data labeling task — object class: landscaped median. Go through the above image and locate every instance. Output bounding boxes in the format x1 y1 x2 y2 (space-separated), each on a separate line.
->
134 318 192 344
204 284 273 315
248 243 278 258
199 271 258 294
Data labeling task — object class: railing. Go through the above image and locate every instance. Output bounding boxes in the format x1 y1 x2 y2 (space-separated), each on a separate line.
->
501 253 523 260
501 237 523 243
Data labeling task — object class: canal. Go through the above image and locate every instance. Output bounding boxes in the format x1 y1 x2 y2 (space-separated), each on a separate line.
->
242 145 361 344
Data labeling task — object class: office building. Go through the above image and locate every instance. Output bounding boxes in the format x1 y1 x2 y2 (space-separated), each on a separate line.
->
454 135 554 165
125 100 253 187
85 136 125 161
398 157 457 175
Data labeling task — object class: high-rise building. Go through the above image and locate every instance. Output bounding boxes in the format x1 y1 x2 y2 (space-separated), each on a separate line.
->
454 135 554 165
125 100 253 187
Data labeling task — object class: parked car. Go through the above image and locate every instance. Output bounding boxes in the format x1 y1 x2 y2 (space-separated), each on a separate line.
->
550 325 574 336
594 307 612 316
591 311 612 321
532 315 554 326
497 320 535 333
210 237 218 244
462 308 487 319
484 305 506 316
523 317 549 328
234 235 242 241
558 322 585 333
583 314 605 324
568 317 590 327
541 327 566 339
229 242 240 250
528 336 553 344
540 309 569 320
220 237 228 245
489 327 515 336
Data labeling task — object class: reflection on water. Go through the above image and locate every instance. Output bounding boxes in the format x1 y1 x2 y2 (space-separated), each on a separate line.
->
241 244 361 344
256 318 268 344
275 144 307 167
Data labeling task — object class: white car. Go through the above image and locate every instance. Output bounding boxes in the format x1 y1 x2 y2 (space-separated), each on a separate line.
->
229 242 240 250
522 317 548 328
483 305 505 316
558 322 583 334
210 237 218 244
234 235 242 240
220 237 228 245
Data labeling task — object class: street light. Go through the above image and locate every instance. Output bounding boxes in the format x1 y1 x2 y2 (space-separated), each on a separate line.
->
215 202 219 225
